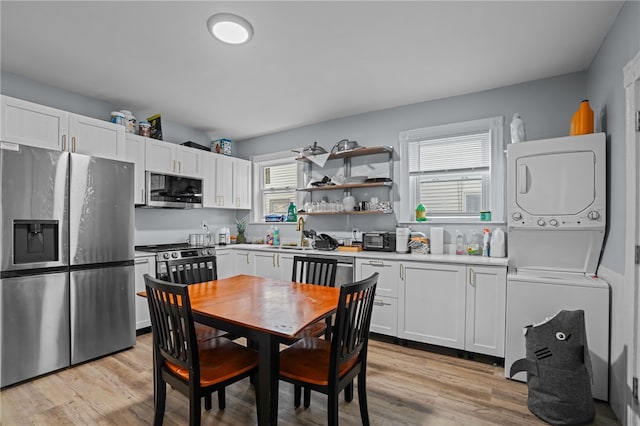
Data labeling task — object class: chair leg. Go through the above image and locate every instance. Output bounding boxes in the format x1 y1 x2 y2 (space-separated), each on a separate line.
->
204 394 212 410
153 381 166 426
304 387 312 409
218 387 226 410
344 380 353 402
327 391 339 426
189 390 202 426
357 373 370 426
294 384 302 408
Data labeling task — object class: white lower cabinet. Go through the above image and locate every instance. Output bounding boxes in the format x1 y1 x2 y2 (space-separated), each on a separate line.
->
356 258 400 336
216 249 235 279
399 262 467 349
464 265 507 357
398 261 507 357
254 250 297 280
134 253 156 331
233 249 255 276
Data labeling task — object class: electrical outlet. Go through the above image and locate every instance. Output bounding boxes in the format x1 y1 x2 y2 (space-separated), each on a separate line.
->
352 228 359 238
201 220 208 229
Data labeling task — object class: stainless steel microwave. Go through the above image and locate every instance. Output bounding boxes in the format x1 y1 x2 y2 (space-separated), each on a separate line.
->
145 172 203 209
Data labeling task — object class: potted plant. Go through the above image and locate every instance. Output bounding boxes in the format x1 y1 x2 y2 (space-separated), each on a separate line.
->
236 214 248 244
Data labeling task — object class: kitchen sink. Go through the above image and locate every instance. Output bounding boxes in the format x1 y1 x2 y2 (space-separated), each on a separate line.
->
279 245 314 251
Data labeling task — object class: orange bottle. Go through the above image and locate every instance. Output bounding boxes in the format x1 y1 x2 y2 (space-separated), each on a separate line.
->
570 99 594 136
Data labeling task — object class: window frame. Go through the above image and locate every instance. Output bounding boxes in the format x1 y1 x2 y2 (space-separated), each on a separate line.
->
251 150 302 224
398 116 505 224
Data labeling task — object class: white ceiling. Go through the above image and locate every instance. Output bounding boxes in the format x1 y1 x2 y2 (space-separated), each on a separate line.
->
0 1 623 141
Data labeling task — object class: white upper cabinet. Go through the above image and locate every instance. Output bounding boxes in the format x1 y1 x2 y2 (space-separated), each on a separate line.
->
145 138 202 178
125 134 146 205
1 95 125 160
233 158 252 209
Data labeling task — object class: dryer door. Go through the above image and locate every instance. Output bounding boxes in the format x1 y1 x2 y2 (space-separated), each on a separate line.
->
515 150 595 216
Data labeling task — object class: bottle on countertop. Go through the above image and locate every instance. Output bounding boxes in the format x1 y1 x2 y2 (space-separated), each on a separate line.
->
467 231 482 256
273 226 280 246
510 113 526 143
287 201 297 222
266 226 274 246
455 230 465 255
482 228 491 257
490 227 506 258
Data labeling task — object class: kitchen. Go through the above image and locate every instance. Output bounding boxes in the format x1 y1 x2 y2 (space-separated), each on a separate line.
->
1 1 639 425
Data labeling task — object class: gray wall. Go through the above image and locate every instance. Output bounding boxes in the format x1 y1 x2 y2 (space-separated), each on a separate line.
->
586 1 640 422
238 72 587 244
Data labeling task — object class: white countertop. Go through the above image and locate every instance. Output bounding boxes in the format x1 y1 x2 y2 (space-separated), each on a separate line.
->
218 244 508 266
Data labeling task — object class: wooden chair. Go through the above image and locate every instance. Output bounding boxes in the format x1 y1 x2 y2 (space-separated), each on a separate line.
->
290 255 338 340
163 256 228 342
279 272 379 425
144 274 259 425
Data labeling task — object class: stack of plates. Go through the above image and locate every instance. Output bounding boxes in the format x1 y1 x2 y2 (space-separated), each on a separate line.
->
344 176 367 184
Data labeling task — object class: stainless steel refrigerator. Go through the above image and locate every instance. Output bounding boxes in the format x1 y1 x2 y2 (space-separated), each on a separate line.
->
1 143 135 388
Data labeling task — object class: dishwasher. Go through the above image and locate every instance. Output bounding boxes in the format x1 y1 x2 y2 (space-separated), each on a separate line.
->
311 254 354 286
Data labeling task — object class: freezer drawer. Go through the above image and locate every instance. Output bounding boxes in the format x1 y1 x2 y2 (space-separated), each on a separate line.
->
1 272 70 387
70 264 135 364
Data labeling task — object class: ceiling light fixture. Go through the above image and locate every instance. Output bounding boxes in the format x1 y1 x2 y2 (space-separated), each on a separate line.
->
207 13 253 45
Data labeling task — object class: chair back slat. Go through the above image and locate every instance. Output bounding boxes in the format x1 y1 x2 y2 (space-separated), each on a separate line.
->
292 256 338 287
164 256 217 285
144 274 199 375
330 273 378 372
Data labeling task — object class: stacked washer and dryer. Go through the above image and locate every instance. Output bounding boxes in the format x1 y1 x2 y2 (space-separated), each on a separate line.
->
504 133 610 401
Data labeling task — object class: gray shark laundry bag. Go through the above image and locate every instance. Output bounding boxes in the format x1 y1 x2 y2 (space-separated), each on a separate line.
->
509 309 595 425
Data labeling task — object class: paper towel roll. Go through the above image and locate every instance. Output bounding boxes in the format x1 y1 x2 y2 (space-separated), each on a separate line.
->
431 227 444 254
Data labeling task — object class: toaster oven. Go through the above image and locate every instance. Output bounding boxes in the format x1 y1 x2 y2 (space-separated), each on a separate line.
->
362 232 396 252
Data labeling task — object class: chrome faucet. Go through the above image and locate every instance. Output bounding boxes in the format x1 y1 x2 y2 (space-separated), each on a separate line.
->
296 216 306 247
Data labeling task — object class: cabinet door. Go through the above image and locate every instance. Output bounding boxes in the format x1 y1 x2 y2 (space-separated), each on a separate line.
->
465 265 506 357
278 253 296 281
399 262 466 349
216 249 235 279
1 95 68 150
371 296 397 336
215 155 234 208
254 252 280 280
68 114 125 160
125 134 146 205
134 255 155 330
233 250 254 276
202 151 218 207
176 144 202 178
356 258 399 297
145 138 175 174
233 158 252 209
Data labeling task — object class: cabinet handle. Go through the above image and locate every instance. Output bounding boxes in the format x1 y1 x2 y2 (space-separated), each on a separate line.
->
178 161 181 174
369 260 384 266
400 264 404 280
72 136 76 152
141 188 145 202
273 254 276 267
277 254 280 268
246 252 250 264
135 259 148 265
469 267 474 286
374 298 385 306
236 197 240 207
62 135 67 151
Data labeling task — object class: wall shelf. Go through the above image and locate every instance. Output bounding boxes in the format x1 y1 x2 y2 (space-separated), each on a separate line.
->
297 181 392 192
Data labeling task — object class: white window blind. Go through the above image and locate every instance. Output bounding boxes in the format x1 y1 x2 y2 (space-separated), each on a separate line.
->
408 132 490 173
262 162 297 215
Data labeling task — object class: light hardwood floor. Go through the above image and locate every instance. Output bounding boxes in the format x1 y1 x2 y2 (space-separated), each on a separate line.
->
1 333 618 425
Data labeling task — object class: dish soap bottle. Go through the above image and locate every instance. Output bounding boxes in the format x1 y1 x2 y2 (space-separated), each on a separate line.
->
266 226 274 245
482 228 491 257
273 226 280 246
415 203 427 222
455 231 465 255
287 201 297 222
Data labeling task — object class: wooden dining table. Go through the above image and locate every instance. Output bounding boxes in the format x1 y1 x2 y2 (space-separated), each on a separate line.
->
150 274 341 425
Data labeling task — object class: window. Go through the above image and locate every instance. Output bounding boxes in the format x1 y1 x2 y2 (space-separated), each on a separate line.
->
252 151 300 222
399 116 504 222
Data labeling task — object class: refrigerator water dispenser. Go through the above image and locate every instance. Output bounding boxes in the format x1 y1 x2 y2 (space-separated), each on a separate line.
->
13 219 59 264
